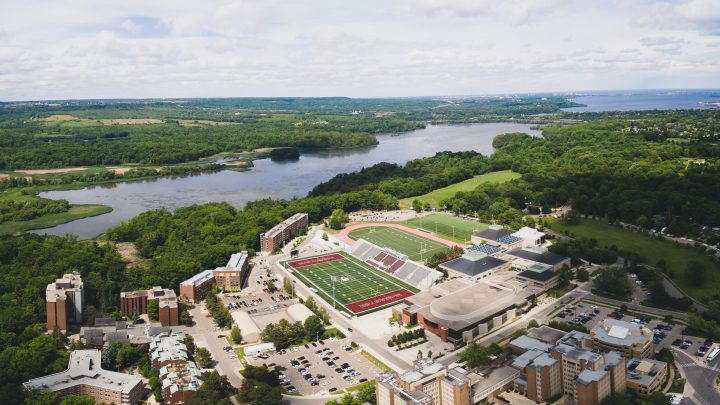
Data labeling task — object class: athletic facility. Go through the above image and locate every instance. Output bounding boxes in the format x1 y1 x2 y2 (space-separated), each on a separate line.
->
405 214 489 242
283 252 418 316
350 239 442 290
347 226 448 261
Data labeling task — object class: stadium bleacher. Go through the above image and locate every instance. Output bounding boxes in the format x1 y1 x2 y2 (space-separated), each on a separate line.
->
349 239 441 290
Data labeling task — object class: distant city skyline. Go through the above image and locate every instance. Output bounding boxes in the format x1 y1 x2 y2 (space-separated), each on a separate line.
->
2 0 719 100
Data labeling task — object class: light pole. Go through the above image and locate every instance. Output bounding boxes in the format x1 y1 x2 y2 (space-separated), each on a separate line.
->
331 276 337 309
452 226 455 241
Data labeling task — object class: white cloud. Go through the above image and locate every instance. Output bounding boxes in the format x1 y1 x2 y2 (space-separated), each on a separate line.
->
120 19 142 34
0 0 717 100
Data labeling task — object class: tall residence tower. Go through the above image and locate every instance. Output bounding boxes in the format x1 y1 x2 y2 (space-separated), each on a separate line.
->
46 272 84 331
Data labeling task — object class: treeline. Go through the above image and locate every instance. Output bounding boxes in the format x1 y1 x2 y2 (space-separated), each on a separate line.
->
106 189 398 289
0 198 69 223
0 164 223 192
310 151 492 197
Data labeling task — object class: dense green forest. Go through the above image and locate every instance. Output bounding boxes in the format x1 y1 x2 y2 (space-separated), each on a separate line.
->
0 96 574 169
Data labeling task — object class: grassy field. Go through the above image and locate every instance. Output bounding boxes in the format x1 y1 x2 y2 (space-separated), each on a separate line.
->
398 170 520 209
0 204 112 235
546 218 720 300
347 226 449 260
404 214 488 243
283 252 418 315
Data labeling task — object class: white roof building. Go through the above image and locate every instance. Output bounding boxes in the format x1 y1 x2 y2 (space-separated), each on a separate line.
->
231 311 261 343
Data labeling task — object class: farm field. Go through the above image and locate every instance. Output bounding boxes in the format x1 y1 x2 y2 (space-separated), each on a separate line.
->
404 214 488 243
283 252 418 315
546 218 720 300
347 226 448 261
398 170 520 209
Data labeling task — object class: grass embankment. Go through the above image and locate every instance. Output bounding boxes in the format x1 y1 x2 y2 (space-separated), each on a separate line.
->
546 218 720 301
398 170 520 209
0 188 112 234
404 213 488 243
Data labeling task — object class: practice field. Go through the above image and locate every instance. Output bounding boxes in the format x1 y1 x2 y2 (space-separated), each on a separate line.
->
405 214 489 243
284 252 418 315
398 170 521 209
347 226 449 261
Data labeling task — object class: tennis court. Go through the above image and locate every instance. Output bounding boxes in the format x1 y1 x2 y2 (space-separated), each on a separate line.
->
347 226 448 261
284 252 418 315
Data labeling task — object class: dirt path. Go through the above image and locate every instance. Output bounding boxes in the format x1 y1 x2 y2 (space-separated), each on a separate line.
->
14 167 88 174
336 222 464 248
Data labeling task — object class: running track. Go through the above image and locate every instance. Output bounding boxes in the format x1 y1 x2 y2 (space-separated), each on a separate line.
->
336 223 464 249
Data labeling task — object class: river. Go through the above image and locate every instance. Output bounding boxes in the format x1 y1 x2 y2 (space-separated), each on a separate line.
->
31 122 540 239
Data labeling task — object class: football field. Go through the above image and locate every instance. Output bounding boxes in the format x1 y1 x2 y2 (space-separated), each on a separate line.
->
284 252 418 315
347 226 448 261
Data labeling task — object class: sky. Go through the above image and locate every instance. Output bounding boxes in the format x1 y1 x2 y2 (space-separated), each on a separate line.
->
1 0 719 100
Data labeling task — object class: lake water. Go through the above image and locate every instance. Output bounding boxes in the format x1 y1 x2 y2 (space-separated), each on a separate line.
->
32 122 540 239
562 89 720 112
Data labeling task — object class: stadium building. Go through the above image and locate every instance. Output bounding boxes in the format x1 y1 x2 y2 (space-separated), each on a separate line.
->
120 286 179 327
350 239 442 290
260 213 309 252
392 278 530 342
46 272 84 332
23 349 144 405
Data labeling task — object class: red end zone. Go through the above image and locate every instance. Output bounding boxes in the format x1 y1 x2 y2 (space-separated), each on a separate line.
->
345 288 414 314
288 253 344 269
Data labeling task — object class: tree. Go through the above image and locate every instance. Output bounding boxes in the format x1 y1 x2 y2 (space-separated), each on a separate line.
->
322 232 329 241
231 325 243 344
576 268 590 282
195 347 213 368
656 347 674 364
528 320 539 329
283 277 294 296
267 280 276 292
51 326 68 349
304 315 324 341
558 265 573 288
184 334 196 356
412 199 423 213
147 299 159 321
458 341 501 368
328 209 349 230
189 371 236 405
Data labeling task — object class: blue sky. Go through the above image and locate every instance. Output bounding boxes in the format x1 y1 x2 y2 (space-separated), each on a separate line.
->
1 0 719 100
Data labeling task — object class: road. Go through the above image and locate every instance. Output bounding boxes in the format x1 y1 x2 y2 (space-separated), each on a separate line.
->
184 303 244 388
673 349 720 405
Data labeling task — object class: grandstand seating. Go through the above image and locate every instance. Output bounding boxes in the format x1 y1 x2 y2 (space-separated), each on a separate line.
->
349 239 441 290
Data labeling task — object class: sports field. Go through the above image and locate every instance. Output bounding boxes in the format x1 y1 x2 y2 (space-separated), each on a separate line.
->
347 226 449 261
284 252 418 315
398 170 521 209
405 214 488 243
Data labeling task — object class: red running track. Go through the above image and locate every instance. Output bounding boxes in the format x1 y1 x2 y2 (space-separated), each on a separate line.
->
287 253 344 269
345 288 414 314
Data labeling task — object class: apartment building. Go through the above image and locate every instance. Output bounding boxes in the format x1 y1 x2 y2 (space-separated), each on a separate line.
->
510 329 627 405
46 272 84 331
180 251 251 302
589 318 655 359
260 213 308 252
626 358 668 395
120 286 179 327
150 332 202 405
23 349 143 405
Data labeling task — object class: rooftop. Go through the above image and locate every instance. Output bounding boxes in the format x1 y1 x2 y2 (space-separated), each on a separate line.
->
180 269 214 287
46 272 83 301
512 349 544 369
511 227 545 241
150 332 189 364
440 252 508 277
399 360 445 383
591 318 653 347
467 244 503 255
226 251 249 268
262 213 308 239
526 326 567 345
516 269 559 283
627 357 666 386
474 225 516 243
554 343 602 363
577 369 607 385
23 350 142 394
509 335 552 353
506 247 568 266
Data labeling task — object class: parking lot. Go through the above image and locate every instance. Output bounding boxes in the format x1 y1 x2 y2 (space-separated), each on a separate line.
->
246 338 382 395
555 301 718 363
221 272 297 316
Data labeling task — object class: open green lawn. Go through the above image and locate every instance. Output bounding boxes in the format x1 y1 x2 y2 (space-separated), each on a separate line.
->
0 204 112 235
398 170 520 209
347 226 449 260
283 252 418 315
546 218 720 300
404 214 488 243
